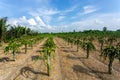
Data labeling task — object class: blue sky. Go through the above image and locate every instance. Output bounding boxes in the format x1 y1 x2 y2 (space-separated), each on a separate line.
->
0 0 120 32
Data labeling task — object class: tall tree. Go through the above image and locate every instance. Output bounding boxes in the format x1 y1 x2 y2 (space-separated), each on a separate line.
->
0 17 8 44
103 27 107 32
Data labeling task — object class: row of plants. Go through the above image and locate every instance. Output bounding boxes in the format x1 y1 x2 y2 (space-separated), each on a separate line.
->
0 17 56 76
40 37 56 76
4 35 44 61
56 30 120 74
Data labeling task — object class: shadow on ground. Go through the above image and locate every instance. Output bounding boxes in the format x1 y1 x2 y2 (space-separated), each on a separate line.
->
60 46 70 49
73 65 109 80
20 66 48 78
36 50 41 53
67 55 86 59
0 57 14 62
17 51 25 54
39 46 44 48
62 49 76 52
31 55 43 61
73 65 92 76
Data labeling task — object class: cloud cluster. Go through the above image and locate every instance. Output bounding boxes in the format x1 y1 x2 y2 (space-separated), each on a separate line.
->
58 16 65 21
8 16 56 32
83 5 98 14
1 0 120 32
75 5 99 16
60 13 120 32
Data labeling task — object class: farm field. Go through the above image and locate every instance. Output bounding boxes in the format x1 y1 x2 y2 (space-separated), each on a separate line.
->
0 33 120 80
0 0 120 80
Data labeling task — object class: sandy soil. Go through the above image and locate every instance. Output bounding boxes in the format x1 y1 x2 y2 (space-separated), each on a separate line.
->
0 38 62 80
92 40 120 72
54 38 99 80
55 37 120 80
14 38 62 80
0 37 120 80
0 39 46 80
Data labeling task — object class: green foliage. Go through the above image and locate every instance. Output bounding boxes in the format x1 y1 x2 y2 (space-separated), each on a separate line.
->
98 37 106 44
0 17 8 43
81 41 95 58
42 37 56 62
101 46 119 60
101 46 120 74
103 27 107 32
4 35 44 61
20 38 33 53
4 41 21 54
74 39 81 45
116 42 120 49
40 37 56 76
107 36 116 46
44 37 56 50
74 39 82 51
5 25 39 42
82 41 95 51
4 41 21 61
98 37 106 52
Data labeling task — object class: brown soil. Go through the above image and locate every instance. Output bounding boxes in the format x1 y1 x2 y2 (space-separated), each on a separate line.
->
0 37 120 80
0 39 47 80
54 37 120 80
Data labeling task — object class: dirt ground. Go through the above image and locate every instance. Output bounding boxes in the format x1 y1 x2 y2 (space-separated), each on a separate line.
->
0 37 120 80
54 37 120 80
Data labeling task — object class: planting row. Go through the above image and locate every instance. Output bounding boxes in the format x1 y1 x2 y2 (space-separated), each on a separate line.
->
3 35 45 61
57 31 120 74
39 37 56 76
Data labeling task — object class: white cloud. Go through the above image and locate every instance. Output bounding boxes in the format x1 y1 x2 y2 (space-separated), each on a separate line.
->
8 16 38 30
83 5 98 14
28 18 37 26
5 0 120 33
8 19 18 25
28 8 59 24
7 16 28 26
57 13 120 32
78 5 99 15
28 4 78 17
7 16 57 32
7 13 120 32
46 25 55 30
64 5 78 13
20 16 26 21
35 16 46 26
29 8 59 17
41 9 59 15
58 16 65 21
42 16 52 24
28 4 79 24
19 16 28 24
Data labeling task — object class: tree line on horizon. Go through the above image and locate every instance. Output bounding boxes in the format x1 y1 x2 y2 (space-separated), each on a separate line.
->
0 17 39 43
0 17 120 43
